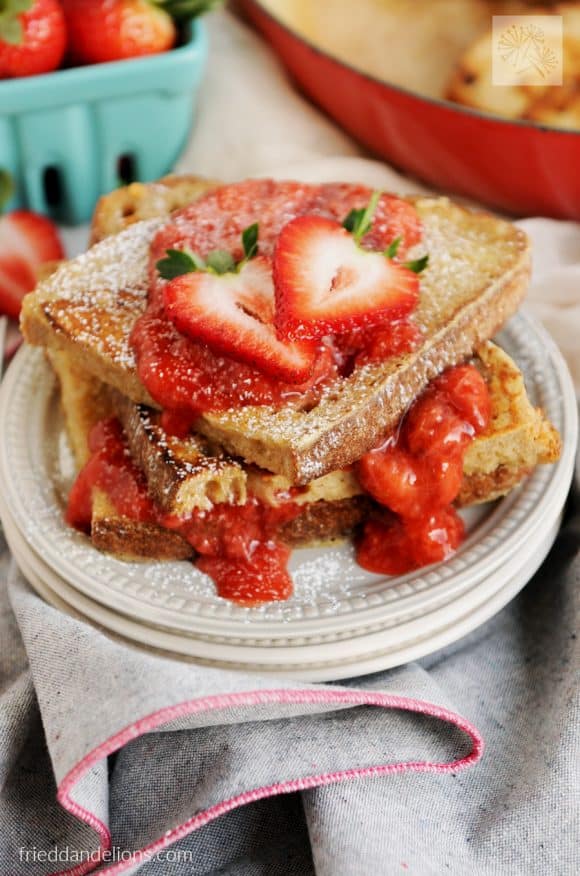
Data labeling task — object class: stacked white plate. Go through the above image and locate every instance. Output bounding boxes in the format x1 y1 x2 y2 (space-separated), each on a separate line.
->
0 312 577 680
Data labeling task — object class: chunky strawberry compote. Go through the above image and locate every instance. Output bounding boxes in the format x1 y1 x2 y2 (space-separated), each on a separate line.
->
67 418 301 606
356 365 491 575
163 500 301 606
66 419 155 532
67 369 490 604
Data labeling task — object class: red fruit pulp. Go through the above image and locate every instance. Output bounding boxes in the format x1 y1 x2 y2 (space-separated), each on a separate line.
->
356 364 491 575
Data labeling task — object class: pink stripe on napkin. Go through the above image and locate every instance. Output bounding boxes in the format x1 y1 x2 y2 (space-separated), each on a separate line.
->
50 687 484 876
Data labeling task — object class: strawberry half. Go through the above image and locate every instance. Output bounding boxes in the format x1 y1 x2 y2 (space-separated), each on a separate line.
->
0 209 64 321
274 215 420 341
163 256 317 383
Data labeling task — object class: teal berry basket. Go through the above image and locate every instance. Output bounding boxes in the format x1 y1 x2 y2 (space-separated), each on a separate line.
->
0 21 208 225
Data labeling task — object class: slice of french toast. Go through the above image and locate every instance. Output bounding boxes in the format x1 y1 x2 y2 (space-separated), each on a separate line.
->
238 341 560 509
49 340 559 562
90 175 219 244
21 178 531 484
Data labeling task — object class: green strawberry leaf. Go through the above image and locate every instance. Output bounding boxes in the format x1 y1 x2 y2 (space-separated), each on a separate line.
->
0 169 14 213
242 222 259 261
157 248 205 280
0 16 22 46
206 249 236 275
152 0 224 21
342 207 364 235
158 223 260 281
385 236 402 259
405 254 429 274
342 191 382 242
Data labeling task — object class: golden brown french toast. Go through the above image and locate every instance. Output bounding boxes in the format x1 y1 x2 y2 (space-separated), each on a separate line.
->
49 341 559 562
21 181 530 484
49 348 372 555
90 175 219 244
238 341 560 508
458 341 560 504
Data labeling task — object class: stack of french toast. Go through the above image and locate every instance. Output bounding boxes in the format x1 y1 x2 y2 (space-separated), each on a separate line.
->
20 176 561 604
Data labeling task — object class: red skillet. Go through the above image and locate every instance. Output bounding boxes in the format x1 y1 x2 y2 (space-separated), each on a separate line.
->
239 0 580 219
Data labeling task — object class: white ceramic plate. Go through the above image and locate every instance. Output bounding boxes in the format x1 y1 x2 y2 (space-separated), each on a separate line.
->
0 312 576 678
0 500 563 679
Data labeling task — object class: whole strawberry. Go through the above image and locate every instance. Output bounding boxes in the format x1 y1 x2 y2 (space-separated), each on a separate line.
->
62 0 175 64
62 0 221 65
0 0 67 78
0 173 64 321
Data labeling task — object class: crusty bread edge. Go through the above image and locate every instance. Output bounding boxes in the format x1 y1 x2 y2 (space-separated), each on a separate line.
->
91 494 370 559
25 245 531 485
21 296 158 408
110 388 248 514
91 490 195 561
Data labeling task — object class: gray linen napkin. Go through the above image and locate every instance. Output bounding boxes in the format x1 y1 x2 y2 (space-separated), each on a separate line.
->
0 471 578 876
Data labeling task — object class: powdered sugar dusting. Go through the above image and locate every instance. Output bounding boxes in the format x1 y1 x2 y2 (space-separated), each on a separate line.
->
36 219 161 369
33 196 528 482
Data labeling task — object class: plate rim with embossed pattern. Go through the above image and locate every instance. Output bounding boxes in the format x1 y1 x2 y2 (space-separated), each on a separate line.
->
0 311 576 645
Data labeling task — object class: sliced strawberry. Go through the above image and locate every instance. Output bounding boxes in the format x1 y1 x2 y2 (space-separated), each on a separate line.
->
274 216 419 341
163 256 317 383
0 210 64 321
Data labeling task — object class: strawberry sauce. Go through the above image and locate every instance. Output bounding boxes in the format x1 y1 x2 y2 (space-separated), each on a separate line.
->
162 500 300 606
130 305 337 415
67 420 300 606
355 364 491 575
130 180 423 416
66 419 155 532
67 364 490 605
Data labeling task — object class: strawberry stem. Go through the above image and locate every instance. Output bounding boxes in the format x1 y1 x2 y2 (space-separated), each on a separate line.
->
205 250 236 274
0 0 33 46
356 190 381 241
